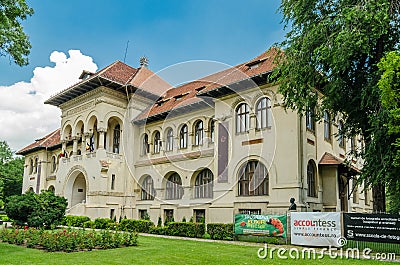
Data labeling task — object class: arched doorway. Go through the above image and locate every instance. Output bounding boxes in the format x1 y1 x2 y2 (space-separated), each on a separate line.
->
71 173 86 207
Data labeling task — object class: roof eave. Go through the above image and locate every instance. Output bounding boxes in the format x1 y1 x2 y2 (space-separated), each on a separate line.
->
197 71 273 98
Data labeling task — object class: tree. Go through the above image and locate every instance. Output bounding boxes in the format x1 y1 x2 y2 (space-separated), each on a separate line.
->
0 141 24 207
5 190 67 228
377 50 400 213
0 0 34 66
275 0 400 211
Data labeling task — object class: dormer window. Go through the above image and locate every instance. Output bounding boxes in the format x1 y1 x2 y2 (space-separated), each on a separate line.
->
246 58 267 70
79 70 94 80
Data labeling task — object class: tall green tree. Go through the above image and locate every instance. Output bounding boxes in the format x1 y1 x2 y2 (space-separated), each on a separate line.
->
275 0 400 211
377 51 400 213
0 0 34 66
0 141 24 207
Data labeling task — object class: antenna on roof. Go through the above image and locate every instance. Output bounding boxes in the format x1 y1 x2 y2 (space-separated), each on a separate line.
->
123 40 130 63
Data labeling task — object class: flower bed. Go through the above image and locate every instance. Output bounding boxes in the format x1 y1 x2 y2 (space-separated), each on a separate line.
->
0 227 137 252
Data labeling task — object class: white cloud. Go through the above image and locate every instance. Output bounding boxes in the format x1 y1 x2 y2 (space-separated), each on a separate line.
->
0 50 98 153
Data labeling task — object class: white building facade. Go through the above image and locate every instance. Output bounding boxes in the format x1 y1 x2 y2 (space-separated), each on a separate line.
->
18 48 372 224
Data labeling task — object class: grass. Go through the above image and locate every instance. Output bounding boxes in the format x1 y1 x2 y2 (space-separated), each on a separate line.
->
0 235 397 265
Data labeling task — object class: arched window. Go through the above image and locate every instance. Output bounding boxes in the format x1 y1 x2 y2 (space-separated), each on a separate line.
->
29 158 34 174
306 107 315 132
51 156 57 173
338 120 345 148
113 124 121 154
33 157 38 174
153 131 161 154
324 111 331 141
209 120 215 143
48 185 55 193
179 125 188 149
194 120 204 146
165 128 174 151
166 173 183 199
256 97 272 129
307 160 317 197
142 134 149 155
194 169 213 198
236 103 250 133
141 176 155 200
238 161 269 196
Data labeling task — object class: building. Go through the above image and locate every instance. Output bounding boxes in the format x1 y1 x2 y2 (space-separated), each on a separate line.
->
17 47 372 224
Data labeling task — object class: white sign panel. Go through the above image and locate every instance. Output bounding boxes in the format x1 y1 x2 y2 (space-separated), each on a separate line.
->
291 212 342 247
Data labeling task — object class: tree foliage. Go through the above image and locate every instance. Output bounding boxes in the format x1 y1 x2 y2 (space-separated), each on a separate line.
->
377 51 400 213
0 141 23 208
275 0 400 211
5 190 68 228
0 0 34 66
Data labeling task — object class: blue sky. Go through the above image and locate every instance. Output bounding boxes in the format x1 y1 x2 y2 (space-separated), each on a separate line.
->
0 0 285 86
0 0 286 151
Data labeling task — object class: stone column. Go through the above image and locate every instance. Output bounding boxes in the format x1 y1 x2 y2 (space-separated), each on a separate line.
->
61 140 67 155
98 128 106 150
72 136 79 155
81 133 87 154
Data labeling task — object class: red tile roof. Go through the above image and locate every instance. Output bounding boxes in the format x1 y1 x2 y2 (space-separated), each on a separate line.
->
45 61 172 106
17 129 61 155
135 47 279 122
319 152 361 173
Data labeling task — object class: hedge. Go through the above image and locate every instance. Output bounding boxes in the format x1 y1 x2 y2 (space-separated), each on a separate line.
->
164 222 205 238
119 219 154 233
62 215 91 227
206 223 234 240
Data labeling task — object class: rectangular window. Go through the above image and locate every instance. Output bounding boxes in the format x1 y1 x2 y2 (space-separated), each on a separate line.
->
164 209 174 223
139 209 148 220
306 108 315 132
239 209 261 215
110 209 115 220
111 174 115 190
194 209 205 223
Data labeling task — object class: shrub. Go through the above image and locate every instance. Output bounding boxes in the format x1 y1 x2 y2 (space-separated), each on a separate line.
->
119 219 154 233
165 222 205 238
206 223 234 240
0 227 137 252
82 220 95 229
5 190 67 228
62 215 91 227
94 218 115 229
149 226 167 235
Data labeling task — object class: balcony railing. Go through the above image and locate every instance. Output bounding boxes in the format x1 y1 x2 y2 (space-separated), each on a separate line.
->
106 152 122 160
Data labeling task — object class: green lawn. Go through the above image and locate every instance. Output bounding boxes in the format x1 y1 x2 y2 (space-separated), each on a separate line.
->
0 235 396 265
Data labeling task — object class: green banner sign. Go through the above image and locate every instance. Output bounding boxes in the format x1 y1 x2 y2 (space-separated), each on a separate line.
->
234 214 287 238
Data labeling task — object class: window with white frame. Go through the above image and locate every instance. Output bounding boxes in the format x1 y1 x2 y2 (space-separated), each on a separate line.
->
179 125 188 149
142 133 149 155
165 128 174 151
194 169 213 198
238 160 269 196
236 103 250 133
194 120 204 146
256 97 271 129
166 173 183 200
153 131 161 154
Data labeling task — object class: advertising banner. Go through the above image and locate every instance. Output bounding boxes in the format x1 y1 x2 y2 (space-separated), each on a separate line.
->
343 213 400 244
291 212 342 247
234 214 287 238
